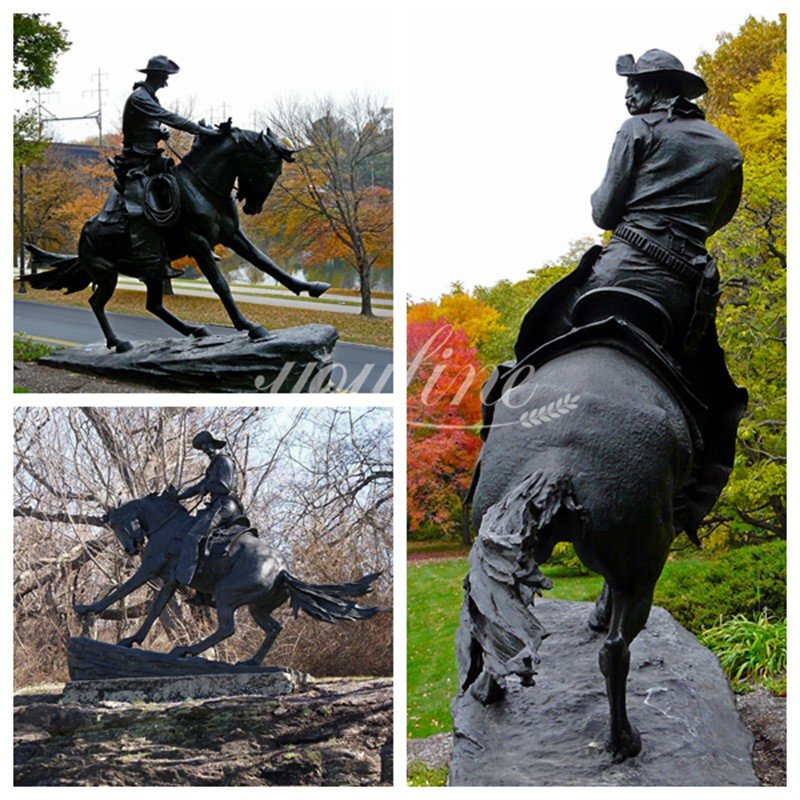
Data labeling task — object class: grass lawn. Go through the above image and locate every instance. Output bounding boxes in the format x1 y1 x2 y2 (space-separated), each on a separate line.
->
15 284 393 349
407 556 604 739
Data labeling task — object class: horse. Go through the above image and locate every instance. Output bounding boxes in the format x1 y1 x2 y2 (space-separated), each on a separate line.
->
458 331 698 761
72 488 380 665
24 122 330 353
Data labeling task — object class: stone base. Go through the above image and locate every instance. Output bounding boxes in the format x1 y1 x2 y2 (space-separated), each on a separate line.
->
62 671 306 705
41 325 339 392
67 636 306 683
450 600 758 786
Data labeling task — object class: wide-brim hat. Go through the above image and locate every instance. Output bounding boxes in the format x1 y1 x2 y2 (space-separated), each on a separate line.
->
192 430 227 450
137 55 180 75
616 49 708 100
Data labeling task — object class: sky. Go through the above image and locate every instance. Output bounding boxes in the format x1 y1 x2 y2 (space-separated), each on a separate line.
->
13 4 393 144
11 1 788 301
402 5 785 298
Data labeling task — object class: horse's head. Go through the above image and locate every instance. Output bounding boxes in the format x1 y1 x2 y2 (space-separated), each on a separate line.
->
106 487 182 557
107 497 147 557
233 127 295 215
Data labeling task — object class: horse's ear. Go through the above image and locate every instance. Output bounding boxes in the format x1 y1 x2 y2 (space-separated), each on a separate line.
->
198 118 207 128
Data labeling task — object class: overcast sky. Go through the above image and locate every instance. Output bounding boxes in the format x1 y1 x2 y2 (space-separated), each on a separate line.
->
11 1 787 300
14 4 392 143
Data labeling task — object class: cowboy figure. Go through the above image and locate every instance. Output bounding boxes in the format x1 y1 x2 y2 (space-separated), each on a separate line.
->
483 49 746 542
175 431 244 585
100 55 220 280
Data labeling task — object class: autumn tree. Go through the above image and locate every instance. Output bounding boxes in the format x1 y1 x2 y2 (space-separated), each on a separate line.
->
695 16 786 546
407 320 486 543
264 96 393 316
13 13 71 164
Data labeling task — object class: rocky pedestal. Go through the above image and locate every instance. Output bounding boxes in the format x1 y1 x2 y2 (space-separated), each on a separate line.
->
15 677 392 786
451 600 758 786
41 325 339 392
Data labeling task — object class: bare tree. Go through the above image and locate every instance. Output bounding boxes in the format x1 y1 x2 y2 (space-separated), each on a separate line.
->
14 407 393 686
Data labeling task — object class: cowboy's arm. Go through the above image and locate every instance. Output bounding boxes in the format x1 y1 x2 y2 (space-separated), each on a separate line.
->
178 478 206 500
128 89 202 135
591 118 641 230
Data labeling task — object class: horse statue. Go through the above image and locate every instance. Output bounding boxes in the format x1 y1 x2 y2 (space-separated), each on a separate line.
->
73 488 380 665
457 311 737 762
24 122 330 353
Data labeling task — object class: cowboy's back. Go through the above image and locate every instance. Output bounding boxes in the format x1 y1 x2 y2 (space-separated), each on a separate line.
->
592 102 743 247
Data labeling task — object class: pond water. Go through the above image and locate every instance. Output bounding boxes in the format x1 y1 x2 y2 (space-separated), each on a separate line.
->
180 257 393 293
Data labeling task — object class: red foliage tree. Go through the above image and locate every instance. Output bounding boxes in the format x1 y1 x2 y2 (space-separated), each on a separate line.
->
407 319 488 542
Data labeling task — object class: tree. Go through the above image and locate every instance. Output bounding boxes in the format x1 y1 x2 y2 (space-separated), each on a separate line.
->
695 17 786 546
14 407 392 685
13 13 71 164
408 285 504 353
407 320 485 543
265 96 393 316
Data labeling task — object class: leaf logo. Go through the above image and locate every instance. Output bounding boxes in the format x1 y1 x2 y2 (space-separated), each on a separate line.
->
519 393 580 428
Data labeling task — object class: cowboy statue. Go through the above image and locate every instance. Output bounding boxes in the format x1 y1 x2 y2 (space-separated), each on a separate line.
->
97 55 221 280
480 49 747 542
175 431 246 585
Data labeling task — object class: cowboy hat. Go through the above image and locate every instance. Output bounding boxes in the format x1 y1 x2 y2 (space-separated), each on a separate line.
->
616 49 708 100
137 55 180 74
191 431 227 450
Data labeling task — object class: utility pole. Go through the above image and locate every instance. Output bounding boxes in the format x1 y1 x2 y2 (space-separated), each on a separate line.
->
83 68 107 145
17 163 26 293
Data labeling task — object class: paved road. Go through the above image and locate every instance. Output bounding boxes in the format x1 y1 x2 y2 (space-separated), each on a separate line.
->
14 300 393 394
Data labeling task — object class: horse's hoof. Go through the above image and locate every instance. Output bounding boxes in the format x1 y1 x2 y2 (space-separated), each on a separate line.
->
191 326 212 338
307 281 330 298
117 637 138 648
169 646 190 658
73 604 94 616
113 341 133 354
607 725 642 762
248 325 270 340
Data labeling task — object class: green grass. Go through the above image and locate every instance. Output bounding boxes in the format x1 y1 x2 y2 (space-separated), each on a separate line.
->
407 556 603 739
700 611 786 693
13 333 56 360
407 762 449 786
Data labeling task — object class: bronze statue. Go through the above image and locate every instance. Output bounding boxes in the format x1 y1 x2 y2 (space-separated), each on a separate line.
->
23 56 331 353
176 431 243 584
457 50 747 765
73 432 380 664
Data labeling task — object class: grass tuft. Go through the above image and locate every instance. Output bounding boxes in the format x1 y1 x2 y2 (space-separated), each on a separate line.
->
700 611 786 691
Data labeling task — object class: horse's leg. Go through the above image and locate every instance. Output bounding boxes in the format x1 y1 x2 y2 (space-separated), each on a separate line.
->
117 580 178 648
599 583 655 761
87 270 133 353
239 604 282 666
189 236 270 340
227 229 330 298
169 599 236 658
73 563 159 615
143 278 211 339
588 581 612 632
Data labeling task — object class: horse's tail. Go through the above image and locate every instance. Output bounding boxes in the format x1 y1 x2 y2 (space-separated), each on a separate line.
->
279 570 382 623
458 469 587 705
22 244 91 294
